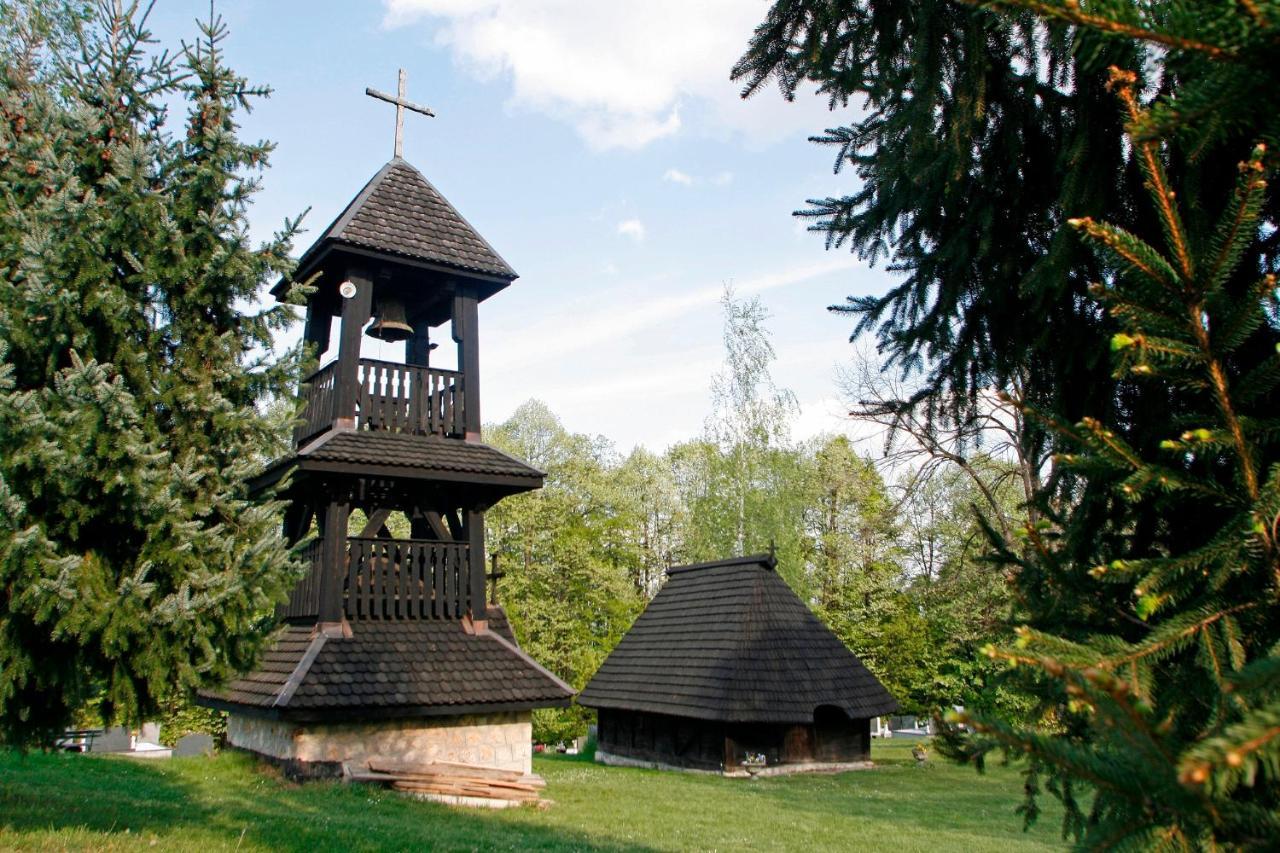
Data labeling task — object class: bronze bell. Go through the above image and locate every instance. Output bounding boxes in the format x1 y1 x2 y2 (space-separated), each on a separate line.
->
366 296 414 342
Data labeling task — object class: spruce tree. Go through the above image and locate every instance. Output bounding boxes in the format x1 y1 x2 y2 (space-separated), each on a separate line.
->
732 0 1143 443
939 5 1280 845
739 1 1280 845
949 87 1279 850
0 2 302 745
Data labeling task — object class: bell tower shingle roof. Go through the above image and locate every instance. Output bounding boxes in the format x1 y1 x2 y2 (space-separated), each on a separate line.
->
278 157 517 298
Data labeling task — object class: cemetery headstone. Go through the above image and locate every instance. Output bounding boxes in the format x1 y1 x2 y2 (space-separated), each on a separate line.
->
174 732 215 757
90 726 131 753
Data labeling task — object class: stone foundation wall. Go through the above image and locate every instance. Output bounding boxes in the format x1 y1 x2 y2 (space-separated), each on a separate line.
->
227 712 532 776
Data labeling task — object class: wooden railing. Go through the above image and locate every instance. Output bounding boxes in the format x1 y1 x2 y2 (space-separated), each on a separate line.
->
294 361 338 444
280 539 324 620
355 359 464 437
344 537 471 620
293 358 465 445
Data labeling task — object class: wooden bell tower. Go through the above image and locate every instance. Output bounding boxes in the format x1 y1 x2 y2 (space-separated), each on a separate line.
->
202 74 572 780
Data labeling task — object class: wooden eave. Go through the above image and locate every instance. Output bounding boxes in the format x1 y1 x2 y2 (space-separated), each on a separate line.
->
199 696 573 723
249 456 544 496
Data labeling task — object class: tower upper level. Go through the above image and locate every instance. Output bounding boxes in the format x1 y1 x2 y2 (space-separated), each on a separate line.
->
270 71 517 451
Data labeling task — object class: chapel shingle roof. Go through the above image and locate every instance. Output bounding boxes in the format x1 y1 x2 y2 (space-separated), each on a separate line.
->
577 555 898 724
201 608 573 721
295 157 517 282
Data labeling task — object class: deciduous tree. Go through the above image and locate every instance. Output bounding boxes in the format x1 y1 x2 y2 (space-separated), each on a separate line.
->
484 401 644 743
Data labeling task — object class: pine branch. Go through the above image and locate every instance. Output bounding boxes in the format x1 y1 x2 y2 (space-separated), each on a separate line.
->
967 0 1240 60
1068 217 1180 290
1204 146 1269 294
1180 703 1280 793
1107 67 1197 284
1101 604 1257 669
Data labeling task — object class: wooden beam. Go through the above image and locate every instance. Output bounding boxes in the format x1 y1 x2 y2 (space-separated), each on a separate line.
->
466 509 486 621
409 511 431 541
302 303 330 364
334 268 373 426
444 509 464 541
283 501 311 545
358 507 393 538
419 511 452 541
452 288 481 439
406 323 433 367
317 500 350 622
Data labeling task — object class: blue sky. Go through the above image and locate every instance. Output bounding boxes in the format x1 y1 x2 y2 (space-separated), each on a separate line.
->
145 0 897 453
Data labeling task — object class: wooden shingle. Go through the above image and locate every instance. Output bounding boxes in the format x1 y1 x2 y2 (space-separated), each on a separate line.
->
203 608 573 721
300 431 542 480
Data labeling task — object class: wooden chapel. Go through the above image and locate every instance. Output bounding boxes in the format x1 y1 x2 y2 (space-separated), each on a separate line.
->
579 553 898 776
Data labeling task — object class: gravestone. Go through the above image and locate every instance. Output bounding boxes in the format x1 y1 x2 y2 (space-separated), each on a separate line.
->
90 726 131 753
174 732 215 757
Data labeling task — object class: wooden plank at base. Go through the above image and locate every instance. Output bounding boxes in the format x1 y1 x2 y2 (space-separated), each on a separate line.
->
360 759 547 805
432 760 543 782
347 770 403 783
390 778 538 793
368 760 522 781
391 781 537 802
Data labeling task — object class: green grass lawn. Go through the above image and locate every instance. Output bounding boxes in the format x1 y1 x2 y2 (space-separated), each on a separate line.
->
0 739 1067 851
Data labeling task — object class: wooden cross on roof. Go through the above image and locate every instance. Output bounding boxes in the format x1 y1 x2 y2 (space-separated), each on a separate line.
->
366 69 436 159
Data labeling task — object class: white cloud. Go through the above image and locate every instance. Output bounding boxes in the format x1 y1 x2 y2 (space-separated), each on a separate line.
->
791 395 889 452
663 168 694 186
544 356 719 406
382 0 834 149
485 256 860 369
663 167 733 187
616 219 646 242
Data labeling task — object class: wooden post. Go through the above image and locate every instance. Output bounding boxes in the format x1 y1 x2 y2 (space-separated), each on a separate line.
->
406 324 433 435
466 509 486 624
317 499 350 624
299 306 330 376
334 268 373 428
452 288 480 440
406 323 432 367
303 303 329 350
